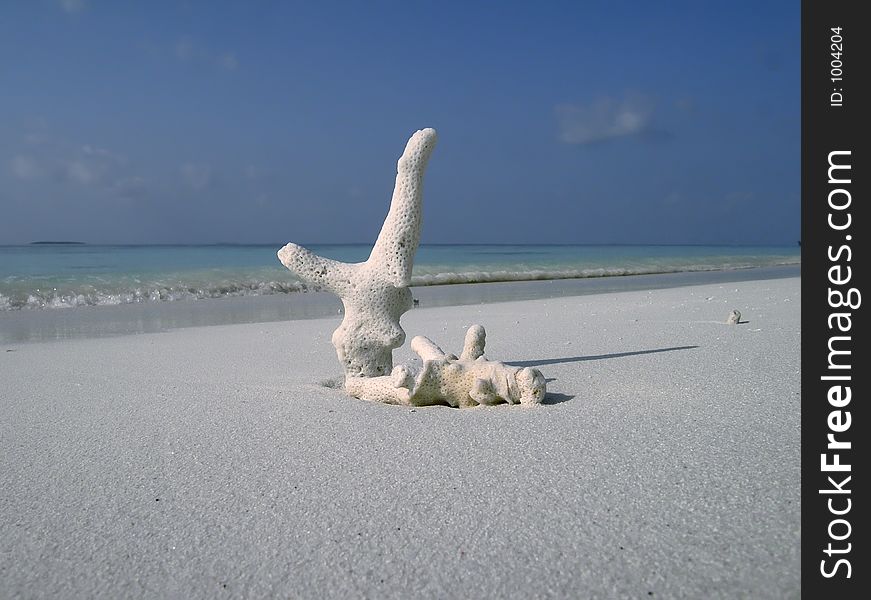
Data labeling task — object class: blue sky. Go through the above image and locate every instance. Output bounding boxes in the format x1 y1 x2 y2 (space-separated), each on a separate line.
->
0 1 799 245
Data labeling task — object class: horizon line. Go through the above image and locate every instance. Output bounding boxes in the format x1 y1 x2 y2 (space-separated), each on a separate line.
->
3 241 802 248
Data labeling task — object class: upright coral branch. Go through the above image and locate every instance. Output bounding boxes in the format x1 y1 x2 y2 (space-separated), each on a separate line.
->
460 324 486 360
368 128 437 287
277 128 438 377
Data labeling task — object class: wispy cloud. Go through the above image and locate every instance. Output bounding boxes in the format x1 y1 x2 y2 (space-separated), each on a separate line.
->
217 52 239 71
10 155 43 180
8 133 147 201
243 165 269 180
55 145 124 185
58 0 87 13
180 163 212 190
174 36 239 71
556 95 655 145
174 37 203 62
107 176 148 201
24 133 49 146
62 159 99 184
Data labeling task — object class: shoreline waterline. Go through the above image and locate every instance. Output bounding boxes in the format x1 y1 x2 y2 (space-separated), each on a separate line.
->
0 243 799 311
0 265 799 344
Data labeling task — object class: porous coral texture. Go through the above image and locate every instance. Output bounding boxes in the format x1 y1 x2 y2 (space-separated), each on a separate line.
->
346 326 548 408
277 128 437 377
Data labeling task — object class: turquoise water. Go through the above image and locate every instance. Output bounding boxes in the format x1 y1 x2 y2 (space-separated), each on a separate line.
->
0 244 800 311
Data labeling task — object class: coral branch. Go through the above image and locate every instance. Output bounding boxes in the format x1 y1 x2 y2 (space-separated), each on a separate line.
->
410 335 448 362
460 324 486 360
277 129 437 377
276 243 355 295
368 128 437 287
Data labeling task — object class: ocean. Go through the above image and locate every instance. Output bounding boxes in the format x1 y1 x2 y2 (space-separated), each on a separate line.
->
0 243 799 311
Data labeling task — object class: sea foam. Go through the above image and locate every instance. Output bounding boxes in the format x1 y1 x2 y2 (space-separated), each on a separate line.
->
0 260 800 310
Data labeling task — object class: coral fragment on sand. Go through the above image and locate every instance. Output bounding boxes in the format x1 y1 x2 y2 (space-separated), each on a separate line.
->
345 325 547 408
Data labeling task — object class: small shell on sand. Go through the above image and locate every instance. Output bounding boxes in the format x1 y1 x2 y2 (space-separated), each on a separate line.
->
727 309 741 325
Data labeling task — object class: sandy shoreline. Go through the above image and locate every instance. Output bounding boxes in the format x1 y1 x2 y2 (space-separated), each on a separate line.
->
0 276 800 598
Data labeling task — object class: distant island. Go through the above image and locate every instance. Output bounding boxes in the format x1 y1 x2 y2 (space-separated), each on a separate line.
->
30 241 86 245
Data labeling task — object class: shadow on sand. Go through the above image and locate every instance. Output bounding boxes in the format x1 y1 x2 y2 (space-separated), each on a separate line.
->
508 345 699 369
515 345 699 406
541 392 574 405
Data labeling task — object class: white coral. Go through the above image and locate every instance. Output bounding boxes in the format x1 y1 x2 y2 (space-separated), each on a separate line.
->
345 325 547 408
277 128 437 377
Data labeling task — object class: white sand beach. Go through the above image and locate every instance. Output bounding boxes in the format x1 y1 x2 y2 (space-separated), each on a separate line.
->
1 276 800 598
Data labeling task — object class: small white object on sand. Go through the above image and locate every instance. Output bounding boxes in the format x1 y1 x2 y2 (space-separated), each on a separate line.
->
727 309 742 325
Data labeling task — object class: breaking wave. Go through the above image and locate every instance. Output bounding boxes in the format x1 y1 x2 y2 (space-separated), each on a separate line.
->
0 259 799 311
0 280 304 310
409 262 799 286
